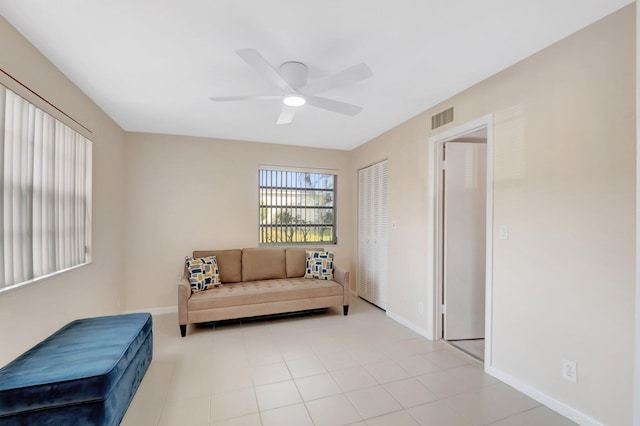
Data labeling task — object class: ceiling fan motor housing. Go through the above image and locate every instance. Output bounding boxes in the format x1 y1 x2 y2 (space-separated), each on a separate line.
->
279 61 308 89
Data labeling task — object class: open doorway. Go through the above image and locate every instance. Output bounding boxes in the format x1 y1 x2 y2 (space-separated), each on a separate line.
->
427 114 494 366
441 131 487 361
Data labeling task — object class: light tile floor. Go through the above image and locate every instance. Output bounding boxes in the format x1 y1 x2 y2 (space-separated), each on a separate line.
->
122 298 576 426
448 339 485 361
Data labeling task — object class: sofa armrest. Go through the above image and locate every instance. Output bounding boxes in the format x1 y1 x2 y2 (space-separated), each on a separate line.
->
334 267 351 307
178 277 191 327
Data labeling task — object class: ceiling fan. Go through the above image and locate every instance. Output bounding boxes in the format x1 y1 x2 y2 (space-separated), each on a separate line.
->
210 48 373 125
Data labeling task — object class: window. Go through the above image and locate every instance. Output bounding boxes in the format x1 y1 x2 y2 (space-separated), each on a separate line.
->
0 85 92 291
259 168 336 245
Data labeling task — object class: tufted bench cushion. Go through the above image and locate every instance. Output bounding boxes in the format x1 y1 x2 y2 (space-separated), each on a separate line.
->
0 313 152 426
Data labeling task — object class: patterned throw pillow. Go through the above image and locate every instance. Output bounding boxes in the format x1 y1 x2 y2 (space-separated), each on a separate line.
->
304 250 334 280
186 256 222 293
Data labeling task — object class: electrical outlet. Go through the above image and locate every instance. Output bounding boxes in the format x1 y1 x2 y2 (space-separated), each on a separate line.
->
562 359 577 383
418 301 424 314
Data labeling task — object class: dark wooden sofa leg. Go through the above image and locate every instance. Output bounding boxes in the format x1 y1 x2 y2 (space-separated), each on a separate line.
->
180 324 186 337
343 305 349 316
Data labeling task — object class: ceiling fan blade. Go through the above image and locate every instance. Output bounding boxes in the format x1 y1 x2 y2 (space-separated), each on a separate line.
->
210 95 280 102
301 63 372 95
277 105 296 125
236 48 291 91
306 95 363 116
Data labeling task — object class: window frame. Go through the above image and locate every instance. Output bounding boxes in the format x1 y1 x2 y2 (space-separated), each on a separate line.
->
258 166 337 246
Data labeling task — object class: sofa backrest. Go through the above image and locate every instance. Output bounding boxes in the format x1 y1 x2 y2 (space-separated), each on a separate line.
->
192 249 242 283
284 247 307 278
189 247 329 284
242 248 287 281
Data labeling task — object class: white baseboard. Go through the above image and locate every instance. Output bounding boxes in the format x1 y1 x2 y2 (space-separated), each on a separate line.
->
385 310 433 340
125 306 177 316
485 365 603 426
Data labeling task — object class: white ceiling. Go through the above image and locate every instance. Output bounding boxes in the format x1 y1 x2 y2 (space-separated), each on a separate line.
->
0 0 633 150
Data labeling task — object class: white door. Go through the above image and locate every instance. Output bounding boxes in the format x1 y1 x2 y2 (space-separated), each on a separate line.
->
443 142 486 340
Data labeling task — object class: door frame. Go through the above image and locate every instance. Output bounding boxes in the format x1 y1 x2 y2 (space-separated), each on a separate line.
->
426 114 494 366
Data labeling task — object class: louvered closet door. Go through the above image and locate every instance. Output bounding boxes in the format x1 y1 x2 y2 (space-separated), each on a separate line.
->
378 160 388 308
358 160 388 309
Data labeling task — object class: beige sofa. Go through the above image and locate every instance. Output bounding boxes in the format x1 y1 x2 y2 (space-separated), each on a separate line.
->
178 247 350 336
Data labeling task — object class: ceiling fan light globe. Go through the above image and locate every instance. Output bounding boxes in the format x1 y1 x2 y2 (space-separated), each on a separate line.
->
283 94 306 107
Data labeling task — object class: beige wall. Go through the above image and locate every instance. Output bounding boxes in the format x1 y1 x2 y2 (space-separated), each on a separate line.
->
636 4 640 425
352 5 635 425
123 133 352 311
0 17 127 366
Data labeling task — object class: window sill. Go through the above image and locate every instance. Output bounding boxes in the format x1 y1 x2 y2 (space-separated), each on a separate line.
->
0 261 92 295
259 242 337 247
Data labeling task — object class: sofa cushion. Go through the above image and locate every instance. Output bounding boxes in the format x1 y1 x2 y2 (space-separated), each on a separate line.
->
242 248 286 282
305 251 334 280
285 247 324 278
193 249 242 283
187 278 343 310
186 256 221 292
285 247 307 278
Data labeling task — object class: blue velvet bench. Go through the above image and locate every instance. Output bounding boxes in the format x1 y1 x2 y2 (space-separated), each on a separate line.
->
0 313 152 425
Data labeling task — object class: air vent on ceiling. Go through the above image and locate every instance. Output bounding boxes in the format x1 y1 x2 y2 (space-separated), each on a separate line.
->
431 107 454 130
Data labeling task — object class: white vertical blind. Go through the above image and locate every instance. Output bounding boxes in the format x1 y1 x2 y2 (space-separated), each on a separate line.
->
357 160 388 309
1 86 92 290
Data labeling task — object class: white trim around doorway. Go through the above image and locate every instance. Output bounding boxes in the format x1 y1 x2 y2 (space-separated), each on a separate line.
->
426 114 494 366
